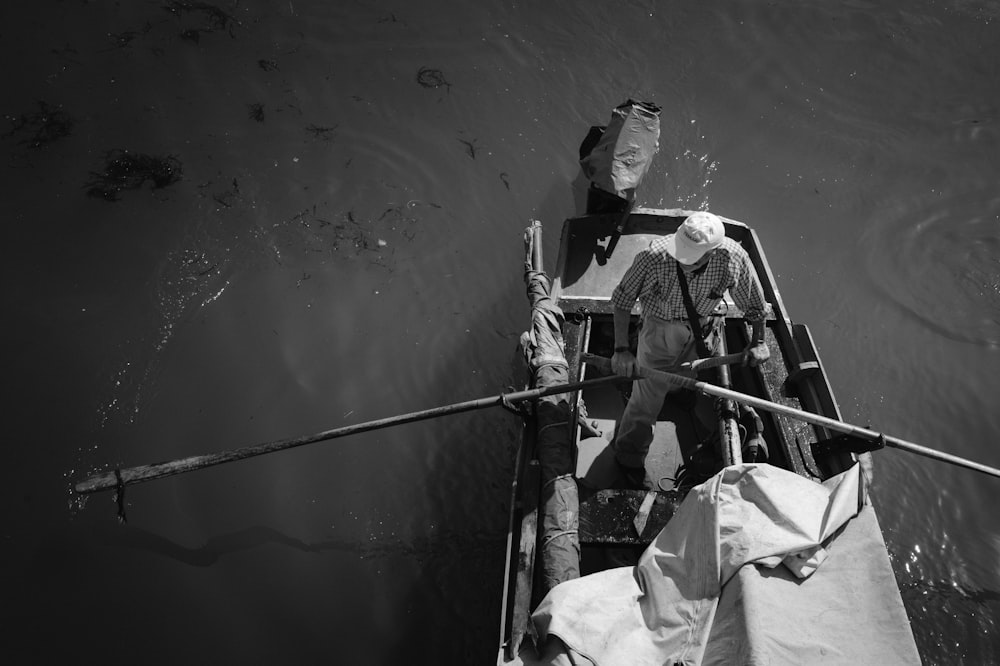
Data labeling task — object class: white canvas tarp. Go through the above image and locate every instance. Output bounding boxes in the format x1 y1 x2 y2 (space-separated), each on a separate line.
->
518 463 919 665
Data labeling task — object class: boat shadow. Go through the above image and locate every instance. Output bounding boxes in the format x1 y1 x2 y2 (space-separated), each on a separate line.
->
98 523 364 567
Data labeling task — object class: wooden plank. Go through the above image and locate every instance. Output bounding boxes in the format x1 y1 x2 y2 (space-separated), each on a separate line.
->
497 430 527 658
742 226 792 325
737 225 828 479
579 489 685 544
632 491 658 536
558 296 616 316
563 318 586 384
509 459 541 659
754 325 819 478
791 323 840 422
791 323 857 477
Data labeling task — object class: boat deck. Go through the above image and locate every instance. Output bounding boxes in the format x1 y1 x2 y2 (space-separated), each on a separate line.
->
549 210 810 553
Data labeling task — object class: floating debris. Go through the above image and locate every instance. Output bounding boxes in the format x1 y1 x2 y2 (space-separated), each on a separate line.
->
50 44 81 64
247 103 265 122
416 66 451 91
163 1 241 40
107 22 153 49
458 137 479 159
109 31 139 48
5 101 74 149
305 124 337 141
405 199 442 209
258 58 278 71
86 149 183 201
209 177 241 208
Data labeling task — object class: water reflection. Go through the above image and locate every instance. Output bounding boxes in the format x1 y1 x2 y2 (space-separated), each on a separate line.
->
98 522 503 569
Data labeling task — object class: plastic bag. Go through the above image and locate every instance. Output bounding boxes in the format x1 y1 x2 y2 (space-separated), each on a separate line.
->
579 100 661 201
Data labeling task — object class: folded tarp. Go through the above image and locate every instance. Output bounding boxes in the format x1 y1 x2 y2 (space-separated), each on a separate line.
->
702 502 919 665
522 463 919 665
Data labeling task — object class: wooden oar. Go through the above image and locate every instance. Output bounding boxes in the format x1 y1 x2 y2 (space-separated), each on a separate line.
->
74 352 743 496
585 355 1000 480
73 374 630 495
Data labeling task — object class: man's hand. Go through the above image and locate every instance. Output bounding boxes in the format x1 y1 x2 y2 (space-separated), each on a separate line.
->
612 349 638 378
742 341 770 368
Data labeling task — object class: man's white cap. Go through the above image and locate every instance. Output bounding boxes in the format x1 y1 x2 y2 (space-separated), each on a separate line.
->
665 212 725 264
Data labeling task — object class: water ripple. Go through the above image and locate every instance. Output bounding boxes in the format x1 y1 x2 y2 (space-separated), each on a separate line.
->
860 188 1000 348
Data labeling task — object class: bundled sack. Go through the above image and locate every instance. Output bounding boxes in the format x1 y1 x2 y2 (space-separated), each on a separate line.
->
579 100 661 202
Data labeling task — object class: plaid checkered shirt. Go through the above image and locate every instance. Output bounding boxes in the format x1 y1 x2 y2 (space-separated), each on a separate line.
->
611 236 768 322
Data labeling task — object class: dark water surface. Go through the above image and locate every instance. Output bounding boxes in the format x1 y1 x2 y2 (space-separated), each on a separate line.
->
4 1 999 663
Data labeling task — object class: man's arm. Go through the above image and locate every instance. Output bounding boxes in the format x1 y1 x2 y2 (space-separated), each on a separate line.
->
729 249 770 368
609 247 652 378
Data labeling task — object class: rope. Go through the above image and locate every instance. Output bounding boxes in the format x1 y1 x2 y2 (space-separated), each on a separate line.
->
540 530 579 547
540 472 575 492
500 394 525 415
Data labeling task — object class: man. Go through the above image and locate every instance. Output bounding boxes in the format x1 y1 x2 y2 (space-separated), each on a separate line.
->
609 211 770 486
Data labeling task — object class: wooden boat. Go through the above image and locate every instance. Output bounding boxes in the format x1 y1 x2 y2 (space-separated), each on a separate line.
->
497 208 920 664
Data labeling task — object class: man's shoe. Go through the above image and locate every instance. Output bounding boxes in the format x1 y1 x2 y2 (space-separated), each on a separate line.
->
616 461 647 490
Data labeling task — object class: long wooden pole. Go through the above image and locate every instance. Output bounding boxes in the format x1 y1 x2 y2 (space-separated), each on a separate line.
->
75 354 745 495
584 356 1000 480
73 375 622 495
